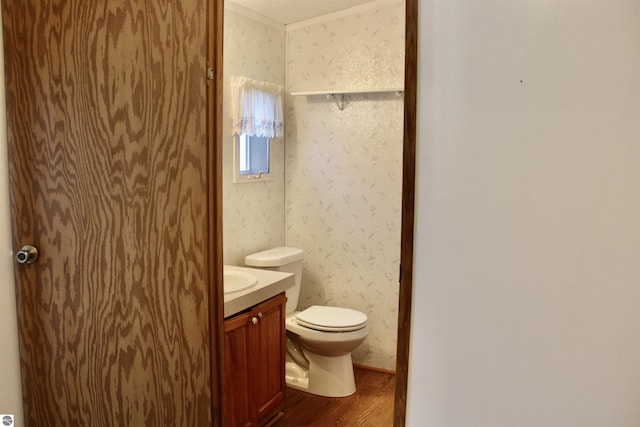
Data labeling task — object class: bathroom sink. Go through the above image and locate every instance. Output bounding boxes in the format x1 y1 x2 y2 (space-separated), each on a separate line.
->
224 269 258 294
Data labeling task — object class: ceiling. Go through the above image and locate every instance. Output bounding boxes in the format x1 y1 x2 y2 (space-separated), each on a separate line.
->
229 0 379 25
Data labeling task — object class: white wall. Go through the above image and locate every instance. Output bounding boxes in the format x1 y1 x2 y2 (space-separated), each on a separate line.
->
223 5 286 265
285 1 405 370
223 1 405 370
408 1 640 425
0 9 25 426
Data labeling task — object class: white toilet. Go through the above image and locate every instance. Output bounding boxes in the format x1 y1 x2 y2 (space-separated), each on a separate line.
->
245 247 369 397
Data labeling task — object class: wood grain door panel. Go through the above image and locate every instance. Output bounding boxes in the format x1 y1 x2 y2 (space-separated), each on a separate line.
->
1 0 213 425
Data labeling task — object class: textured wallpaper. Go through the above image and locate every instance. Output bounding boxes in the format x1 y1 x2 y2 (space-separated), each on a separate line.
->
286 1 405 370
223 2 405 370
223 8 286 266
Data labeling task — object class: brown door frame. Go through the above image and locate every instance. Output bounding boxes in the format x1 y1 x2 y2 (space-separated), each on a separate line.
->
393 0 417 425
209 0 418 425
208 0 225 426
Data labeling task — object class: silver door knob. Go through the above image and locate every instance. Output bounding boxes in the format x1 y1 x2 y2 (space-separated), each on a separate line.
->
16 245 38 264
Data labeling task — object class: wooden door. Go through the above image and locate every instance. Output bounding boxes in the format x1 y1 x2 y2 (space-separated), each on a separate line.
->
224 312 255 427
2 0 218 425
252 293 286 422
223 293 285 427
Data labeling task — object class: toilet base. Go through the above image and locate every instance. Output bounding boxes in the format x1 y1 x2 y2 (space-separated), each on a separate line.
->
285 351 356 397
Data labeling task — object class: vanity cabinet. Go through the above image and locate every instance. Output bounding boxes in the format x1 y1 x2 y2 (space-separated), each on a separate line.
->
224 293 286 427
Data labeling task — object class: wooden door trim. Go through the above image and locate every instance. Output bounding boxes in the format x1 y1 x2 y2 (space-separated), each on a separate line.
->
394 0 417 425
208 0 225 425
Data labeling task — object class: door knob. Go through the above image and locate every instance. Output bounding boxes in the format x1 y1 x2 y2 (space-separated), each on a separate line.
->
16 245 38 265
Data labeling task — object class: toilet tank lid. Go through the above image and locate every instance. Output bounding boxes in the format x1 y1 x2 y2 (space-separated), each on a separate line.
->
245 247 304 267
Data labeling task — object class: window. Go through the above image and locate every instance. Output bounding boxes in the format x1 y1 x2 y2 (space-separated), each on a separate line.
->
230 76 283 184
234 133 271 182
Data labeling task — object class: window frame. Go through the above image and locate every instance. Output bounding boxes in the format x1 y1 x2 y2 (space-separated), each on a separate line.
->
233 133 272 183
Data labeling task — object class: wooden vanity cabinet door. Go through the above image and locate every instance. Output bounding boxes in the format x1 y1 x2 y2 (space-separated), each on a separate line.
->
224 292 286 426
251 293 286 422
224 311 256 427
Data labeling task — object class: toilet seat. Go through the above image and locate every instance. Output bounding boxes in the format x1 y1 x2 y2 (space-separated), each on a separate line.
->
295 306 367 332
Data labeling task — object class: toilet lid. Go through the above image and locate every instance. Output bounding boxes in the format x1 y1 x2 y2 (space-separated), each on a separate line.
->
295 306 368 332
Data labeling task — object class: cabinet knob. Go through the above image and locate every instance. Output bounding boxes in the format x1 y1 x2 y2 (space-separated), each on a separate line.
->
257 312 263 319
251 317 258 325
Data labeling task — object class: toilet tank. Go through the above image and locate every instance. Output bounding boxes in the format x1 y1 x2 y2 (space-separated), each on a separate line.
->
245 247 304 314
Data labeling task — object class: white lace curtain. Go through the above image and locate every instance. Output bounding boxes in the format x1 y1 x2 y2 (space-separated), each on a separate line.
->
231 76 284 138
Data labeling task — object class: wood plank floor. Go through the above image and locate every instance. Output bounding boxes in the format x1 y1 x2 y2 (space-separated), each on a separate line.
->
274 368 395 426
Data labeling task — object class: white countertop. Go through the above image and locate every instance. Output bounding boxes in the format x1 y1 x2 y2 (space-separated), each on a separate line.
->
223 265 294 318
